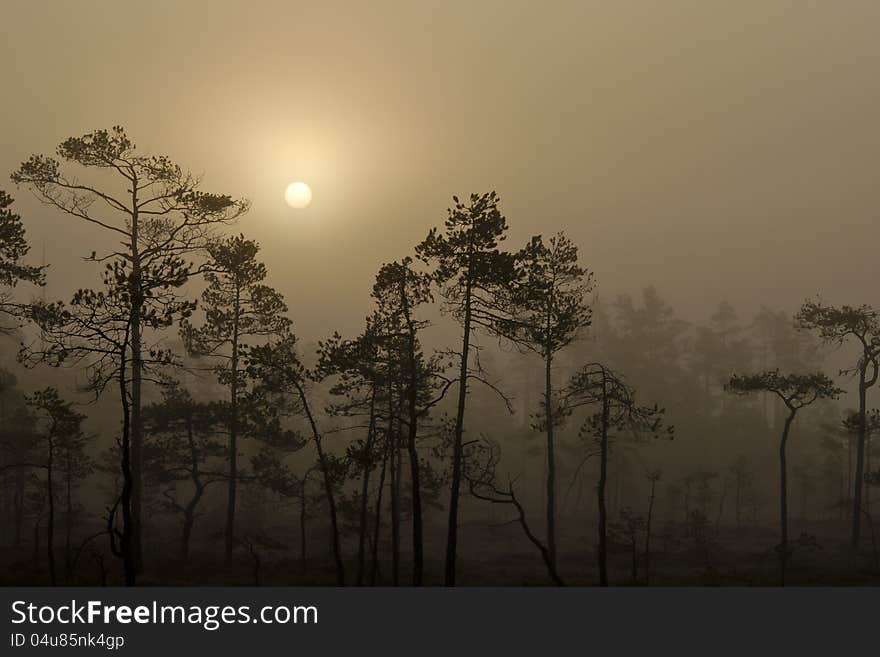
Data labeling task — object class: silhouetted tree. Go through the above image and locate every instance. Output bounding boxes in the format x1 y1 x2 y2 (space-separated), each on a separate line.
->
0 190 44 329
503 232 594 570
248 333 347 585
564 363 671 586
181 235 289 560
843 409 880 516
466 436 564 585
238 532 286 586
797 301 879 549
610 506 645 584
316 324 384 585
59 414 92 580
751 306 819 428
23 388 85 585
691 302 753 415
644 468 661 585
0 370 38 548
250 453 315 575
12 127 247 570
143 385 226 561
818 426 849 520
21 256 187 585
865 467 880 569
370 258 444 585
415 191 516 585
727 369 841 585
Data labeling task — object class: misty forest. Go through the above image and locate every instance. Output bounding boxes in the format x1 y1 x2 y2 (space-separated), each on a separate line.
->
0 127 877 587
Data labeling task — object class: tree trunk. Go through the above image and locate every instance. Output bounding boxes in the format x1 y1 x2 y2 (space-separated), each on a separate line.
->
180 510 194 562
401 283 424 586
180 489 204 562
716 477 727 531
356 388 378 586
630 538 637 584
597 381 609 587
866 428 872 517
370 440 389 586
734 475 742 528
444 275 473 586
65 449 73 579
117 350 136 586
645 478 656 586
182 417 202 562
297 383 345 585
33 519 40 565
46 435 56 586
13 467 24 547
851 370 868 550
544 352 557 570
389 410 401 587
299 478 308 576
508 488 564 585
129 192 144 574
406 393 424 586
225 289 241 562
847 434 853 510
779 408 795 587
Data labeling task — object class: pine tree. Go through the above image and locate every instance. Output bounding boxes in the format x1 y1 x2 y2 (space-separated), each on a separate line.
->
13 127 247 570
415 191 516 585
181 234 289 561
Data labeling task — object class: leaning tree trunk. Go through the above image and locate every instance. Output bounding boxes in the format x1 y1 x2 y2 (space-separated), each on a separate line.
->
296 383 345 585
507 486 564 585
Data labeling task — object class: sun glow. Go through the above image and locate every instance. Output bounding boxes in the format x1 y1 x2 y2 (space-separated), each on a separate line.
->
284 181 313 209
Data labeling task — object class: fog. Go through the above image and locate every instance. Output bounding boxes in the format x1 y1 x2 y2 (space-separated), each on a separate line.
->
1 1 879 587
3 1 879 340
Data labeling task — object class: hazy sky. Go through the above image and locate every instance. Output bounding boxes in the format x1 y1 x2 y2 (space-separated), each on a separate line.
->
2 1 879 340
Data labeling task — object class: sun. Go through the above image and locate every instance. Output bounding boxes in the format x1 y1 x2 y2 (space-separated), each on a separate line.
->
284 181 312 209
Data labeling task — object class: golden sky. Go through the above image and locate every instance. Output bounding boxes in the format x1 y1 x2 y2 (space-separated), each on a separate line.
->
2 0 879 339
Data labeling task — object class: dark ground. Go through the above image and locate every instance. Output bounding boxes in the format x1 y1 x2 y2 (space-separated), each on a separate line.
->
3 517 878 587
